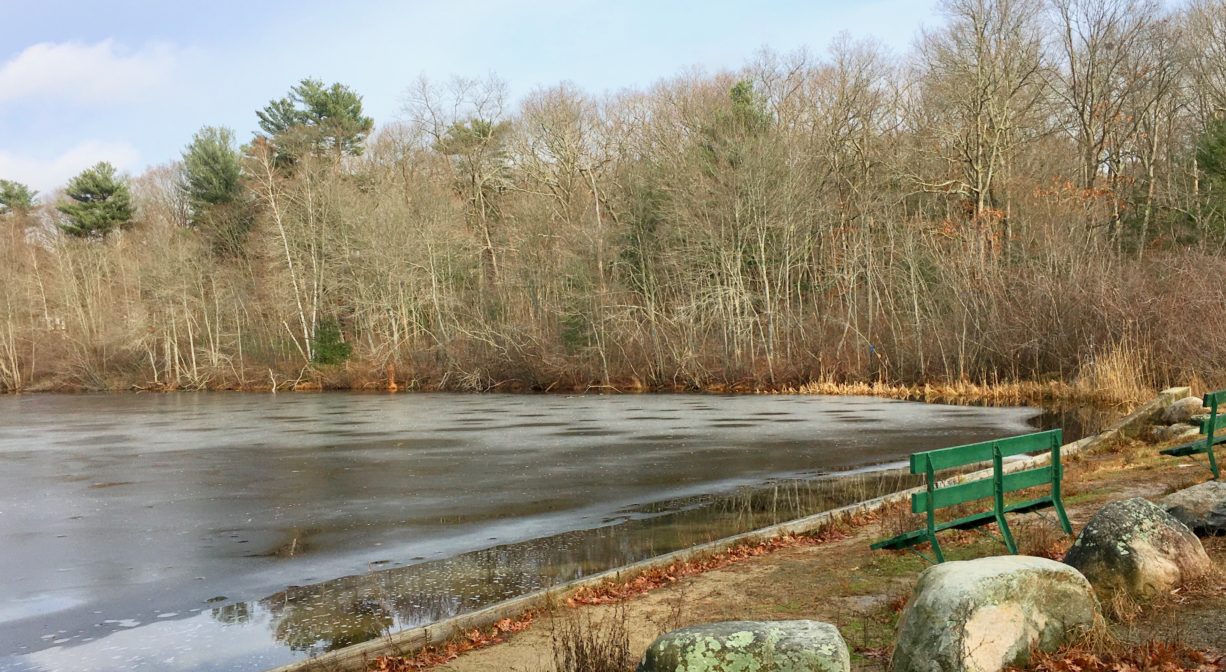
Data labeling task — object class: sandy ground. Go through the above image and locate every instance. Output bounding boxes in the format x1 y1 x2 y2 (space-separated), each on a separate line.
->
413 436 1222 672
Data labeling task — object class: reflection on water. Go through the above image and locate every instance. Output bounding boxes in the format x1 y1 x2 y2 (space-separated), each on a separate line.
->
223 471 922 658
1029 403 1121 441
0 393 1102 672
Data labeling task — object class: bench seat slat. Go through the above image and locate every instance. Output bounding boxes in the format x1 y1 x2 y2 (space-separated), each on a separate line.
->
870 529 928 550
871 510 996 550
1160 434 1226 457
871 498 1055 551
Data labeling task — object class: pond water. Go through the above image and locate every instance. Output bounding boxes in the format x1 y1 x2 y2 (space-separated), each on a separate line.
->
0 393 1091 672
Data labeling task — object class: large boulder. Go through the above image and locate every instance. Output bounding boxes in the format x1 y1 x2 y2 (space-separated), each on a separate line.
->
890 556 1098 672
1163 397 1207 424
1063 497 1212 599
1162 481 1226 536
637 620 849 672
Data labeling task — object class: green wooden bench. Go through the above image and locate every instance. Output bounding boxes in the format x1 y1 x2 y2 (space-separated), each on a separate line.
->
1160 390 1225 479
870 429 1073 563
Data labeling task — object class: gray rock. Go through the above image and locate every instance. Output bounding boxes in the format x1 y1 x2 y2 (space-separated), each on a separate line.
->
1163 397 1207 424
1063 497 1212 599
637 620 849 672
890 556 1098 672
1152 423 1202 443
1145 388 1192 425
1162 480 1226 536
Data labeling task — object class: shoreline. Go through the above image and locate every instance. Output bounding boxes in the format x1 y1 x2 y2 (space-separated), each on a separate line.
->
1 377 1150 408
267 389 1171 672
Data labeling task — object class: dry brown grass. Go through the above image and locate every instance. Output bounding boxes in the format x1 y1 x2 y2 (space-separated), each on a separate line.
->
1164 469 1212 495
1102 587 1146 625
1009 629 1223 672
1071 337 1156 406
643 582 690 643
876 498 923 541
772 375 1150 406
1014 518 1073 560
548 605 634 672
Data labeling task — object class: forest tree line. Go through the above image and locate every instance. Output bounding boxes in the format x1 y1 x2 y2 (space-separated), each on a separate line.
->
2 0 1226 393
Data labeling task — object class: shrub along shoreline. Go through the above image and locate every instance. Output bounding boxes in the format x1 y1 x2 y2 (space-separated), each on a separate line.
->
6 371 1156 409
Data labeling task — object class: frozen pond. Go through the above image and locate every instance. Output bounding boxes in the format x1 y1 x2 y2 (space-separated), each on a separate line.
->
0 393 1049 671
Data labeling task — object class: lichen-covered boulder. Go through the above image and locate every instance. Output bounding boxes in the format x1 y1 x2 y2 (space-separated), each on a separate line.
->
637 620 849 672
890 556 1097 672
1063 497 1211 599
1162 481 1226 536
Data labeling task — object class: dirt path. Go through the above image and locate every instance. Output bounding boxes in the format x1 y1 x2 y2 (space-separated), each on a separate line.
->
409 438 1219 671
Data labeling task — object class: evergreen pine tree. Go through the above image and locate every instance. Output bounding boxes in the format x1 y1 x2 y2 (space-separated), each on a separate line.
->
0 179 37 216
256 79 374 161
1199 117 1226 184
57 163 133 238
180 127 253 254
181 127 243 211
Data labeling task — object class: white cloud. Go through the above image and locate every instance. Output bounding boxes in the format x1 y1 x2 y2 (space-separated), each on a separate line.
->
0 140 141 194
0 39 177 105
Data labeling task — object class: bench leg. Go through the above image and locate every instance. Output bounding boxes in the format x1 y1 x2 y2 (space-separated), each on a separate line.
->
923 455 944 563
928 531 945 564
994 511 1018 554
1053 496 1073 536
993 447 1018 554
1209 407 1220 480
1050 438 1074 536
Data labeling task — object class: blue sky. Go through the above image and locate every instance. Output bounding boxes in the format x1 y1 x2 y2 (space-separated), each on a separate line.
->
0 0 941 193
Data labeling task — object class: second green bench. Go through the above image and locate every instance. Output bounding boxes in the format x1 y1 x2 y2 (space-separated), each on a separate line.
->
871 429 1073 563
1160 390 1226 479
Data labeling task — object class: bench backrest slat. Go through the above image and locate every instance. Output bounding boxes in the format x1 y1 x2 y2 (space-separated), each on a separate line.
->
1205 391 1224 410
912 465 1053 512
909 429 1061 473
